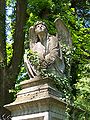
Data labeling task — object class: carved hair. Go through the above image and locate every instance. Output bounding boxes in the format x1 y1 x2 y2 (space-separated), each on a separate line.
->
34 21 47 30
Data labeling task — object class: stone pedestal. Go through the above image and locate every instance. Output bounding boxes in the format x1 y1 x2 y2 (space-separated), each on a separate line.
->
5 77 67 120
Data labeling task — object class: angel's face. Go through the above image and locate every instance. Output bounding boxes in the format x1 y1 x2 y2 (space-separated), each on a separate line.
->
35 24 47 35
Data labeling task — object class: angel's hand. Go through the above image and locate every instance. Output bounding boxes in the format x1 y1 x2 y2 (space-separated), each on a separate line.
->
29 26 34 30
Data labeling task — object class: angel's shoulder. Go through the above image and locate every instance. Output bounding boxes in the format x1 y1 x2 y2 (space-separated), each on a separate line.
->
48 35 58 42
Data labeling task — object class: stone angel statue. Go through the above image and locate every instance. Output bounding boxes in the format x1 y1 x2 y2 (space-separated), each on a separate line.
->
24 18 72 78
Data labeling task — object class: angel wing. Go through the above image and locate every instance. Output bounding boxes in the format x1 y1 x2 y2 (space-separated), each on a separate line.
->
54 18 72 47
29 26 37 49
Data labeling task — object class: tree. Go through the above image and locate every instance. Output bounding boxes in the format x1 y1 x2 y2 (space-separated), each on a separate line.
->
0 0 27 115
71 0 90 27
0 0 89 118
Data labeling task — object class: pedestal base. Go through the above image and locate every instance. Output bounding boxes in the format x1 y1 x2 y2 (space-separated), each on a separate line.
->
12 111 64 120
5 77 67 120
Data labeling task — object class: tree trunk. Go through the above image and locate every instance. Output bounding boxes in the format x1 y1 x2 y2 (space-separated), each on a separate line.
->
0 0 8 106
8 0 27 87
0 0 27 117
0 0 10 117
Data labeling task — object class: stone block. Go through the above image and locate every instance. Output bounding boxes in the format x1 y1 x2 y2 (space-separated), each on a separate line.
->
4 77 67 120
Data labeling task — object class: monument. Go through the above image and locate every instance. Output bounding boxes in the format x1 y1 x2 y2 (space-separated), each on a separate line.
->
24 18 72 78
4 18 74 120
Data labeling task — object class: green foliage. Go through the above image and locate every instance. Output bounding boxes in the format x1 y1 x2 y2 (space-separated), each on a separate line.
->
71 27 90 77
6 42 13 64
6 0 16 7
75 77 90 110
17 64 29 82
6 0 12 6
74 0 90 27
28 50 40 67
72 26 90 119
27 0 53 17
74 62 90 119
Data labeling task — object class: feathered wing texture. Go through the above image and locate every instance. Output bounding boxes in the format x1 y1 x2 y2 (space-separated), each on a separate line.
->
29 26 37 49
54 18 72 77
54 18 72 47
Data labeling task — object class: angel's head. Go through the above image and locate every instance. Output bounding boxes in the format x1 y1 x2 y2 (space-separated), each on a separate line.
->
34 21 47 36
29 21 48 45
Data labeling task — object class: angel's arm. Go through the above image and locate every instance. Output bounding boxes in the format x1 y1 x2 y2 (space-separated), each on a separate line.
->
29 26 36 49
44 36 61 65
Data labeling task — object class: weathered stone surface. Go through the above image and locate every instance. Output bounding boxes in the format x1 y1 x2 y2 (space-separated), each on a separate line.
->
20 76 57 89
4 77 67 120
24 18 72 79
